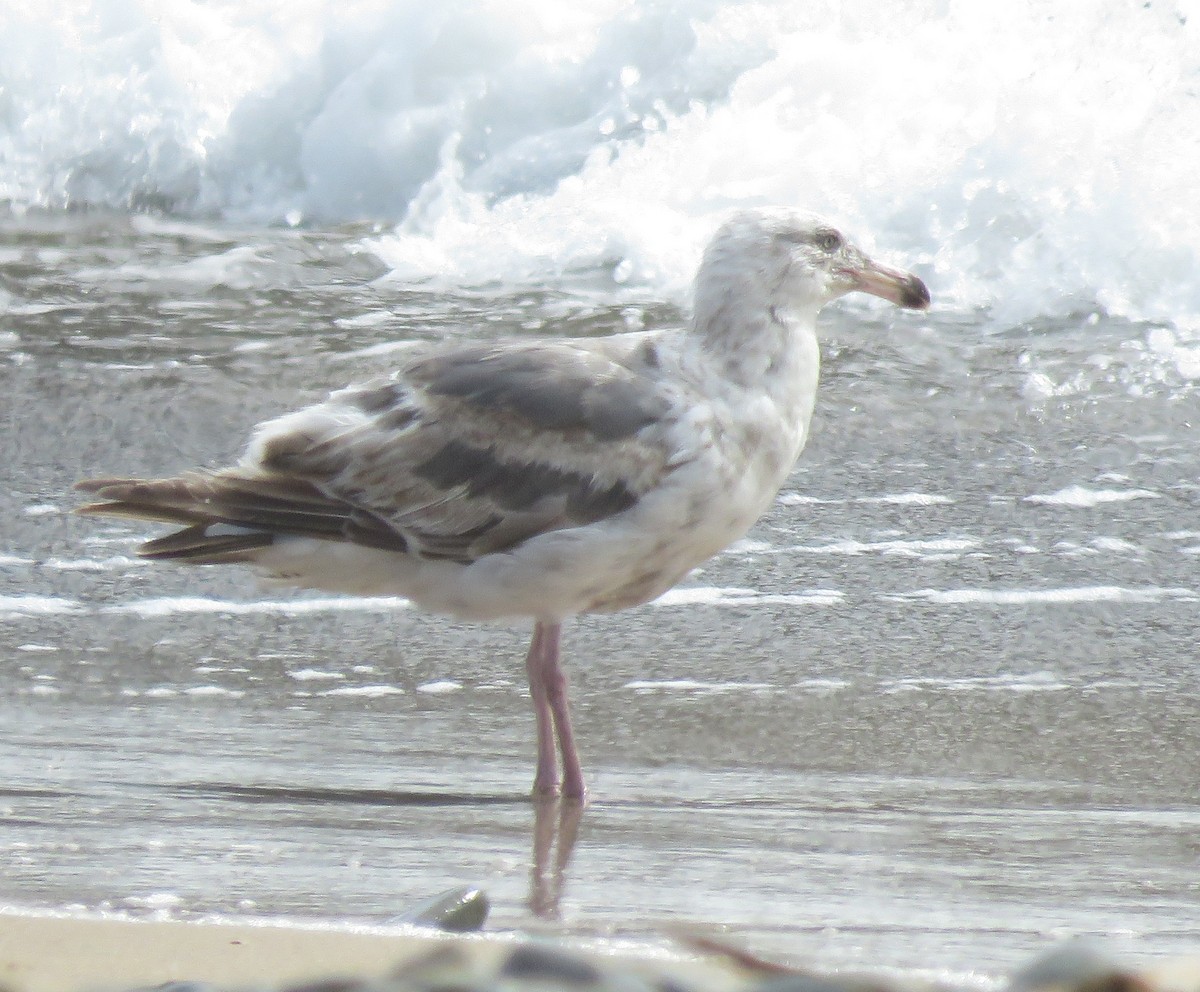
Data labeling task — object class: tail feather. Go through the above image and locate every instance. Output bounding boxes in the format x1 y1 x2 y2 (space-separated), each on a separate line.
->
76 499 210 528
140 526 275 564
74 471 408 562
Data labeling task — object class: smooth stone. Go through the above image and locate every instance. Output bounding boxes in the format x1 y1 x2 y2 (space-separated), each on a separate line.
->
388 944 490 989
500 944 603 984
132 984 225 992
752 976 887 992
396 886 490 933
1008 942 1147 992
281 980 372 992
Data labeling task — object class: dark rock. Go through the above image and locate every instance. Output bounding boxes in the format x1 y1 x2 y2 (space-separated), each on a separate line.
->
133 984 222 992
281 979 371 992
752 976 884 992
500 944 603 984
1009 943 1151 992
398 886 490 933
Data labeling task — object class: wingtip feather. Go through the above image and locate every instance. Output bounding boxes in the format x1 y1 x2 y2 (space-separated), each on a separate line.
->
140 526 274 563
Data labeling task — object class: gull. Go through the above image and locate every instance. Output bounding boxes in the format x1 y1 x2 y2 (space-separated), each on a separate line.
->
76 208 929 800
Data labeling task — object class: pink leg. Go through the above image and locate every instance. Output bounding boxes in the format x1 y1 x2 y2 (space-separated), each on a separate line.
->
524 621 586 800
524 623 558 796
539 622 585 800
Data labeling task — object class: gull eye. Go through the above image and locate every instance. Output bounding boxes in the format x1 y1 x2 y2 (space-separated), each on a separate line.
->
814 228 843 253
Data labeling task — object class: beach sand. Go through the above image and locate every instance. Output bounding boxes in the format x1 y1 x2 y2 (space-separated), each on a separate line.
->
0 913 752 992
4 912 1199 992
0 914 474 992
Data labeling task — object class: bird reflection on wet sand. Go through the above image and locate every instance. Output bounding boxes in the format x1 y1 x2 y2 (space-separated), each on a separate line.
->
166 781 586 923
528 798 584 919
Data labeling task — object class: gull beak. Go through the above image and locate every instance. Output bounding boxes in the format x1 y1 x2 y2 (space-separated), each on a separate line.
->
843 254 930 310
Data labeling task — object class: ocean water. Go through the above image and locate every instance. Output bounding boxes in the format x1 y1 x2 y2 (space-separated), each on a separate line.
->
2 0 1199 983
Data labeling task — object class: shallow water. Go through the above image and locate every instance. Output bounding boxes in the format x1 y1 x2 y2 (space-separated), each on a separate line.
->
2 216 1198 980
4 0 1200 978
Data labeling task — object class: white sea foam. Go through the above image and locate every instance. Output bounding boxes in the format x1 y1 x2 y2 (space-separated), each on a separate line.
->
0 595 84 617
751 592 845 606
735 537 976 558
23 504 60 516
2 1 1198 343
121 892 185 912
1025 486 1161 507
106 596 409 617
43 555 145 572
855 494 954 506
794 537 976 557
882 672 1069 694
653 586 843 607
320 684 404 698
286 668 345 681
81 534 142 547
416 680 463 694
1050 541 1099 558
27 684 62 696
889 586 1195 606
777 493 842 506
1090 537 1140 553
624 679 773 694
183 686 245 699
725 537 774 554
796 678 851 693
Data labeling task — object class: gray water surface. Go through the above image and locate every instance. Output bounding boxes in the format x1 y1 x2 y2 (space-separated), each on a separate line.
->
2 215 1197 979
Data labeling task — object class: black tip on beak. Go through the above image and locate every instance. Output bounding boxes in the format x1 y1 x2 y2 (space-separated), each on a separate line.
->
901 274 931 310
848 257 932 311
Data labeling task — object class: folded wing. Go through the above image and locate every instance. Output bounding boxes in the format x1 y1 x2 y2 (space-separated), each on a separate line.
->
78 340 680 566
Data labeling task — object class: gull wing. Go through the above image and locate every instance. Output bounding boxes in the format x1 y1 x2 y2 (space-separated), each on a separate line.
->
79 340 681 564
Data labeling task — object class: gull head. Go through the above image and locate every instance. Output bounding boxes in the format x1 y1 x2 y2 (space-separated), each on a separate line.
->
695 208 930 322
